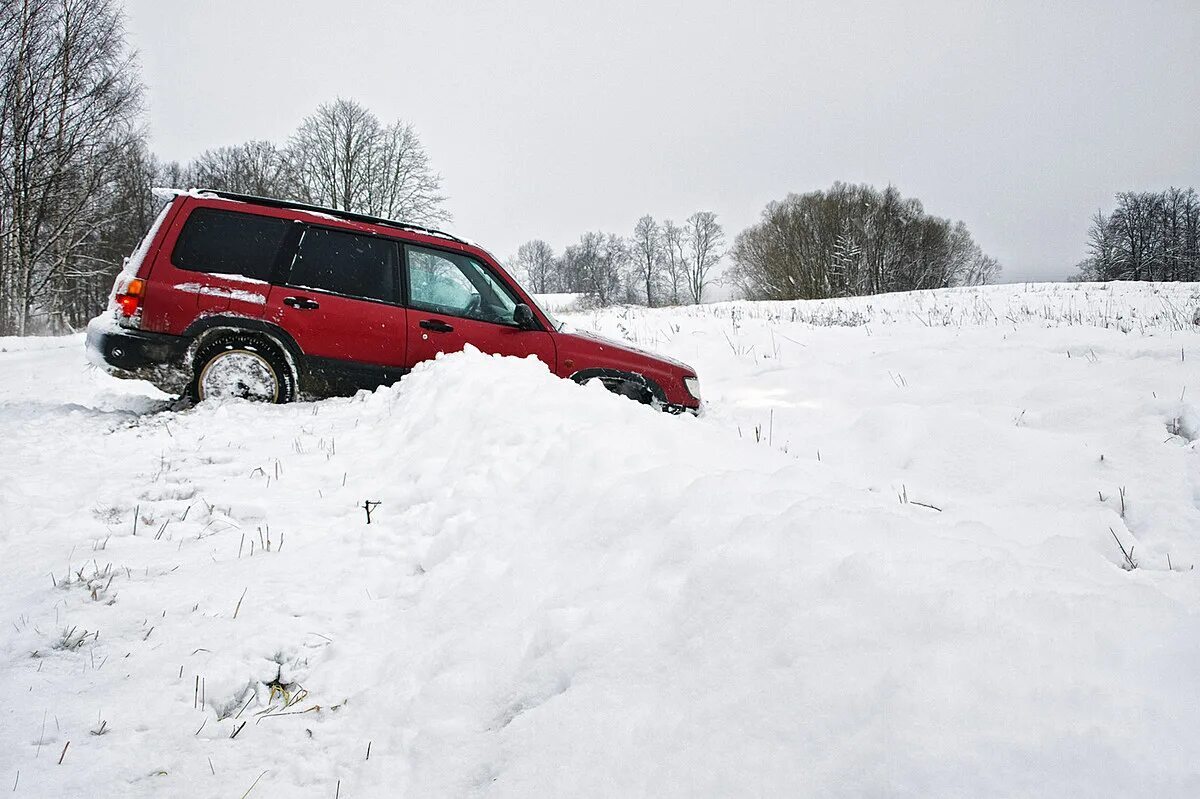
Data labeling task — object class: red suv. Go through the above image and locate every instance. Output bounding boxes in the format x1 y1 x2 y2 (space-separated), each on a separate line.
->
86 191 701 412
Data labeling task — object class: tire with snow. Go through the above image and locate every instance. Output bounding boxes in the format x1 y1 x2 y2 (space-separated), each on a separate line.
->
188 333 296 404
578 373 656 406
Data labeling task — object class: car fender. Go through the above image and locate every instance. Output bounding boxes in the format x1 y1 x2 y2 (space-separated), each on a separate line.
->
182 315 304 383
568 367 669 405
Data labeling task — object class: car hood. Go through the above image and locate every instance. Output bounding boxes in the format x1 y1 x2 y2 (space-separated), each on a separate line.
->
560 328 695 374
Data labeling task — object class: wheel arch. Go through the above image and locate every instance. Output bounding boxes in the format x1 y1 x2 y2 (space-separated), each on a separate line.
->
183 316 303 386
569 367 668 405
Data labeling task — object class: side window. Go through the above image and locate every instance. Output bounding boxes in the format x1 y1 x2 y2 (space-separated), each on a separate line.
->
406 246 519 324
288 227 397 303
171 207 291 281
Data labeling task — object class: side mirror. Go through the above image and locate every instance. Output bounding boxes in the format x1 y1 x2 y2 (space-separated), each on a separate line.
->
513 303 537 330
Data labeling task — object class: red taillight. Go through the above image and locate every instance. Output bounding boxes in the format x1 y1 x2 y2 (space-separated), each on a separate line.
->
115 277 144 317
117 294 139 315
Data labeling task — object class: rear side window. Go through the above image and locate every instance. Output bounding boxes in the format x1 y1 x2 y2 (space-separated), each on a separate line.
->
171 207 292 281
287 227 397 303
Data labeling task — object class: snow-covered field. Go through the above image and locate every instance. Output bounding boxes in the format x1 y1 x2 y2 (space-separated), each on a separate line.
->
3 281 1200 797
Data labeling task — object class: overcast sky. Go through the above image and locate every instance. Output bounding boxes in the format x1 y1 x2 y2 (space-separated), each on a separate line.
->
123 0 1198 283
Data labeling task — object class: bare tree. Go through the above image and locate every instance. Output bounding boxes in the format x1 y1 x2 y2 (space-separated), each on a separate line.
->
557 244 582 296
683 211 724 304
559 232 626 306
661 219 686 305
598 233 630 306
287 98 375 213
727 222 774 301
631 214 662 306
1109 191 1162 281
0 0 144 334
510 212 721 308
365 121 448 224
287 97 447 224
53 138 159 328
155 158 190 192
511 239 556 293
1076 188 1199 282
189 140 293 198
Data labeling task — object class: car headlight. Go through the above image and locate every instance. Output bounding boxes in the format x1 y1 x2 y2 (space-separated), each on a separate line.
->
683 376 701 400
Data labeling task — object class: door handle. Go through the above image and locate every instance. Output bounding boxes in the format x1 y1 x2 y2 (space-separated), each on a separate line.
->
283 296 320 310
419 319 454 333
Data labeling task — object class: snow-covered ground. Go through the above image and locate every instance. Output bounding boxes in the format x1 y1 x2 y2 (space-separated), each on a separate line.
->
3 282 1200 797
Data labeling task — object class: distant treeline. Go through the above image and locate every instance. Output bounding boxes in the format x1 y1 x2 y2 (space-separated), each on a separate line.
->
1074 188 1200 282
2 2 1190 335
510 213 724 307
511 183 999 308
727 183 1000 301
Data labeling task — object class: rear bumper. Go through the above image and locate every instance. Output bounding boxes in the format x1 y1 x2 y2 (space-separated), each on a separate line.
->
86 316 191 391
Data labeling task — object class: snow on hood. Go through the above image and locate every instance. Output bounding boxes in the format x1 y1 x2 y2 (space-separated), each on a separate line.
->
563 327 695 372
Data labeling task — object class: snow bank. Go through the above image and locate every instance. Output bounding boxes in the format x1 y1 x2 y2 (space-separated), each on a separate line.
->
673 281 1200 332
0 332 83 353
3 283 1200 797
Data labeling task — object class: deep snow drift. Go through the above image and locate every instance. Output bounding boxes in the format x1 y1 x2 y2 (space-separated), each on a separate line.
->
2 282 1200 797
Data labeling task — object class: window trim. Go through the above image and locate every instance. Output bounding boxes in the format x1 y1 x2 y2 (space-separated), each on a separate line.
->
280 223 404 306
401 242 543 330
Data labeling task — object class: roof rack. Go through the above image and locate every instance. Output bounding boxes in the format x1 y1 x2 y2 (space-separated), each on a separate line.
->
195 189 467 246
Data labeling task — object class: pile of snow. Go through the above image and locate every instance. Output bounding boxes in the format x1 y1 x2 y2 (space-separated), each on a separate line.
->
3 282 1200 796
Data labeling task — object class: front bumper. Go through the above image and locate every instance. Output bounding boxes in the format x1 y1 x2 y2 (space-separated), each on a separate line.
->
86 317 191 391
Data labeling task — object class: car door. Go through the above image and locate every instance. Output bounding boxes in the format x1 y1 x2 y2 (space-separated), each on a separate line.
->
264 225 408 390
402 244 556 370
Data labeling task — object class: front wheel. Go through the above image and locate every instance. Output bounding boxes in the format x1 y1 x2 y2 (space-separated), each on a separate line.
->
579 374 657 407
189 334 296 404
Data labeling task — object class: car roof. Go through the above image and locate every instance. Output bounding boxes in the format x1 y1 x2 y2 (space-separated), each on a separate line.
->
191 188 468 244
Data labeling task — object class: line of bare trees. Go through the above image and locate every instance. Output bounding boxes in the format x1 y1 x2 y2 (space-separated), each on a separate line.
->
727 183 1000 301
10 2 1191 333
515 185 1002 309
174 99 447 226
0 0 145 334
510 211 725 307
1074 188 1200 282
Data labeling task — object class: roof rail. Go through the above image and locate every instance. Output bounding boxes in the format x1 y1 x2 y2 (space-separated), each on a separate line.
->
195 189 467 246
